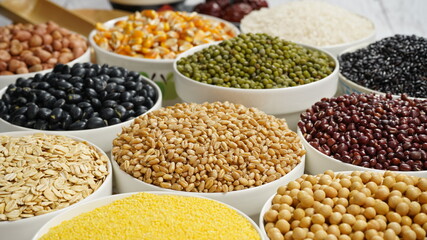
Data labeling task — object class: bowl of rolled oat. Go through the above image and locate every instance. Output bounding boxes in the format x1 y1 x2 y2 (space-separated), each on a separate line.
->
89 10 238 105
0 131 112 240
111 101 306 217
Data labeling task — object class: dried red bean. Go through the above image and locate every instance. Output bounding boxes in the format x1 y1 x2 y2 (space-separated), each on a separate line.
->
298 93 427 171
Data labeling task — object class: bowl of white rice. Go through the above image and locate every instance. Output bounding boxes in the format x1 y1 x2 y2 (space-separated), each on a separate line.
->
240 0 376 56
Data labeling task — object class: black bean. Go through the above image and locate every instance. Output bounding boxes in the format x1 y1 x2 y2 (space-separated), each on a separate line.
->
49 108 63 123
37 108 52 120
108 77 125 85
62 112 73 129
26 104 39 120
132 96 145 106
121 92 132 102
10 115 26 126
87 117 106 129
121 102 134 110
69 106 82 120
53 99 66 108
108 117 121 125
144 98 154 108
77 102 91 108
81 107 94 119
34 119 48 130
57 81 73 91
105 82 117 93
102 100 117 108
114 105 127 119
69 120 87 130
91 98 102 110
85 88 98 98
67 94 82 103
100 107 115 120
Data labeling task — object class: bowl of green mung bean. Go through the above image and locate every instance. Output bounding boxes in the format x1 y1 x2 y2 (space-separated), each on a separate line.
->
173 33 339 130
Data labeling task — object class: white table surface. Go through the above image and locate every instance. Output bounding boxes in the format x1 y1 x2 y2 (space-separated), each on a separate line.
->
1 0 426 39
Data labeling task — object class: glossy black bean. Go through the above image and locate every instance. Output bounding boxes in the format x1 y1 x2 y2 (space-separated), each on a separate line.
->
26 104 39 119
37 108 52 120
93 77 107 92
62 113 73 129
71 67 86 77
114 105 127 119
144 98 154 108
53 99 66 108
132 96 145 106
108 77 125 85
100 107 115 120
85 88 98 98
67 94 82 103
105 82 117 93
86 117 106 129
49 108 63 123
121 102 134 110
57 81 73 91
91 98 102 110
77 102 91 108
10 114 26 126
69 106 82 120
34 119 48 130
69 120 87 130
81 107 94 119
135 105 148 116
102 100 117 108
108 117 121 125
143 84 156 99
121 92 132 102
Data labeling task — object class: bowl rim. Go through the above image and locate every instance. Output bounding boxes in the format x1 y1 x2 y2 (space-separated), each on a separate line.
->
0 47 91 80
240 11 376 49
173 41 339 93
111 149 306 196
89 13 240 64
0 76 163 133
0 130 113 225
296 127 427 174
338 42 427 101
33 191 264 240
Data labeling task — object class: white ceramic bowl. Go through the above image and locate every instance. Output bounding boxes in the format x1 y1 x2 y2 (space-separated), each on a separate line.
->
33 191 266 240
0 131 112 240
89 15 239 106
338 44 427 100
173 42 339 131
296 128 427 177
0 48 91 91
112 152 305 217
0 79 162 152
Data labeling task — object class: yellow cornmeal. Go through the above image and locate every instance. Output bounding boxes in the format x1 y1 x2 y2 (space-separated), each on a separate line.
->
39 193 260 240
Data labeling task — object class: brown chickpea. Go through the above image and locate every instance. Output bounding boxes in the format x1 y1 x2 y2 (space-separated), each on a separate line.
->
333 205 346 214
336 198 348 207
280 195 293 205
298 191 314 208
370 173 382 185
319 174 332 185
367 219 381 231
406 186 421 201
337 188 349 198
314 189 326 202
364 197 376 208
330 181 342 191
386 212 402 223
414 213 427 225
288 181 300 190
278 209 292 221
273 195 282 204
355 215 367 222
351 191 367 205
423 222 427 232
284 231 293 240
307 232 315 239
325 234 338 240
318 204 333 218
279 204 293 212
301 181 313 190
265 222 275 231
421 204 427 213
360 171 372 183
339 178 351 188
347 204 362 215
293 208 305 220
412 225 426 240
376 218 387 231
338 235 351 240
388 195 403 209
312 213 325 225
268 227 284 240
272 203 281 211
375 185 390 200
370 236 383 240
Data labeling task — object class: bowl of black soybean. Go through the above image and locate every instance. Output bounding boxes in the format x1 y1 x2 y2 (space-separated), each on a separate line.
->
338 34 427 100
0 63 162 151
173 33 339 131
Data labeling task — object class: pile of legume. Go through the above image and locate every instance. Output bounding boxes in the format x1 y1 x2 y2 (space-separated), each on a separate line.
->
264 171 427 240
339 35 427 98
113 102 305 193
0 63 158 130
240 0 374 47
39 192 261 240
176 33 335 89
298 93 427 171
0 133 109 221
93 10 237 60
0 21 87 75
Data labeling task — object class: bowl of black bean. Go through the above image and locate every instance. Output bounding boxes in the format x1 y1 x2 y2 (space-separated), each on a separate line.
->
0 63 162 152
297 93 427 177
174 33 339 131
338 34 427 100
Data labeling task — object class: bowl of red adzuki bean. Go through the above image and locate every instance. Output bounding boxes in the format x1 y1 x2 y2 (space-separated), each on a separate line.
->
297 93 427 177
0 22 90 90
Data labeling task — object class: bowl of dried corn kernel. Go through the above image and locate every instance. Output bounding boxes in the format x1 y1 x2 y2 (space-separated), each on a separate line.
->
260 170 427 240
89 10 239 105
0 131 112 240
33 191 264 240
111 102 306 217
